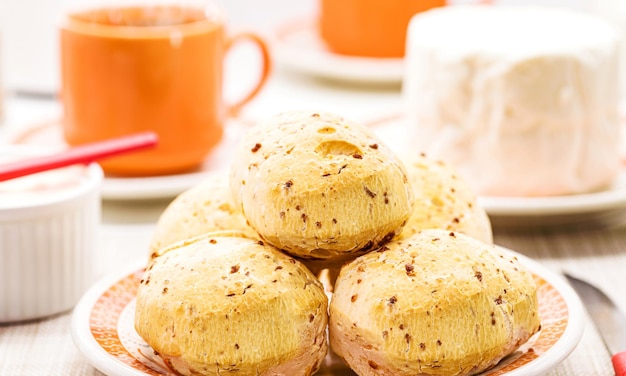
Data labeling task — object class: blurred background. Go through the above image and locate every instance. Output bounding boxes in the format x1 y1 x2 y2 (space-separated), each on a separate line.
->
0 0 313 96
0 0 619 98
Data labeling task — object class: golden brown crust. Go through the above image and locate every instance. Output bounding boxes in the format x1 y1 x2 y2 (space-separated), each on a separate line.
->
135 233 329 376
400 154 493 244
329 229 540 376
229 111 413 263
149 172 258 259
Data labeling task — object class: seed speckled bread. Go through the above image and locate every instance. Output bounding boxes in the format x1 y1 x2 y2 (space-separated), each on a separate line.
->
135 232 329 376
149 172 258 258
400 154 493 243
329 229 540 376
229 110 413 264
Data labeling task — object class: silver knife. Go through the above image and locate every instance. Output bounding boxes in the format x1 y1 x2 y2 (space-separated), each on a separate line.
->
564 273 626 376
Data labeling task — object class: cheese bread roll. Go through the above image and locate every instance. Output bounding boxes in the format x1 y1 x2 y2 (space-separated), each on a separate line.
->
329 229 540 376
135 232 329 376
229 110 413 265
401 153 492 243
149 172 258 259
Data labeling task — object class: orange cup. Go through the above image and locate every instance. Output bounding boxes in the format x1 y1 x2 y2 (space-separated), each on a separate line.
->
60 4 270 176
319 0 446 58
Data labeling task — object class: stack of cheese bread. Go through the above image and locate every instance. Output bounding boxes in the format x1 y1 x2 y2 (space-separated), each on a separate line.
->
135 111 540 376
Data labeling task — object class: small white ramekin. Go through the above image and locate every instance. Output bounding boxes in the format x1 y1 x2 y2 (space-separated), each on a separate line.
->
0 146 103 323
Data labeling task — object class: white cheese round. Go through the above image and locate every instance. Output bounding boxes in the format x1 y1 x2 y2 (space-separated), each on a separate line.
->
403 5 622 197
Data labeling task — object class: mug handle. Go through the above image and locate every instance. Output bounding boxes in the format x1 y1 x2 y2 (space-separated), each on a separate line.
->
224 32 272 117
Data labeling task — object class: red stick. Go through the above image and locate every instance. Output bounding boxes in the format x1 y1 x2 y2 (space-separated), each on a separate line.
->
0 132 158 181
613 352 626 376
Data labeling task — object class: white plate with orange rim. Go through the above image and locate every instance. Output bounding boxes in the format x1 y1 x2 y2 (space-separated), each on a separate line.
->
5 118 253 201
271 17 404 85
71 247 584 376
367 112 626 226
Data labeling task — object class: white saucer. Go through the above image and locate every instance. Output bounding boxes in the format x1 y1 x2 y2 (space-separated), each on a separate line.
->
70 247 584 376
6 118 251 201
101 121 245 200
271 17 404 85
366 112 626 226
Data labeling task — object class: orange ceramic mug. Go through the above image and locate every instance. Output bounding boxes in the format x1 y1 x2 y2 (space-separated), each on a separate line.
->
60 4 270 176
319 0 446 58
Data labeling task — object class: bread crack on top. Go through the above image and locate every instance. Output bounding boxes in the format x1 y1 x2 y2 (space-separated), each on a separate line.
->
229 111 414 267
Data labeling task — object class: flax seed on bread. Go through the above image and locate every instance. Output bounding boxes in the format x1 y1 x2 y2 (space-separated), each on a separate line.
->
149 172 258 259
329 229 540 376
135 232 329 376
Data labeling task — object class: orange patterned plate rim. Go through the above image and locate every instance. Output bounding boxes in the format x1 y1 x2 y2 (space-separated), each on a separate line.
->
71 248 584 376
